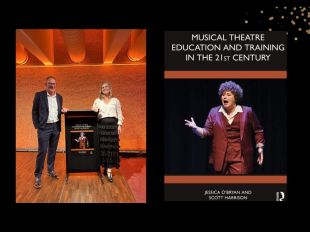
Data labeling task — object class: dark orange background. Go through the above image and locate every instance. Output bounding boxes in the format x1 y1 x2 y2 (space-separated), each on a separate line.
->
16 64 146 151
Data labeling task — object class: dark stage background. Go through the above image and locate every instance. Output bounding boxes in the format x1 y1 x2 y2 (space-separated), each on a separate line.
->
165 79 287 175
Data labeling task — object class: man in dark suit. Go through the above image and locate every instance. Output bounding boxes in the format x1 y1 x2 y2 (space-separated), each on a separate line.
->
32 76 68 188
185 81 264 174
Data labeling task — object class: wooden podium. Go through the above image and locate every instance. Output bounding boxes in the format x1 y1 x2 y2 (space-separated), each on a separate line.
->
64 110 101 182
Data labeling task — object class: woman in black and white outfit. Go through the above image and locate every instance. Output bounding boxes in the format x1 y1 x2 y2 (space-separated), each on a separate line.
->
92 81 123 182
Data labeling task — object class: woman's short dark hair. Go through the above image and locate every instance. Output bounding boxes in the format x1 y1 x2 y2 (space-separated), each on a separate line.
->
218 81 243 103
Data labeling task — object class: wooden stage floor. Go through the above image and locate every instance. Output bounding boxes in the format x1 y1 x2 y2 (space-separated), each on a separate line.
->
16 152 146 203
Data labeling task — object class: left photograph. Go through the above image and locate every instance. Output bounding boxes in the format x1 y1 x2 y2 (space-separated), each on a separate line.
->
16 29 146 203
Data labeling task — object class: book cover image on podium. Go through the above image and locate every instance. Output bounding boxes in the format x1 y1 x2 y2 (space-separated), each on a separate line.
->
70 131 94 152
65 110 100 174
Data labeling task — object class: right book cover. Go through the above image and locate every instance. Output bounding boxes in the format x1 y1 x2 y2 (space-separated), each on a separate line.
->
164 30 287 201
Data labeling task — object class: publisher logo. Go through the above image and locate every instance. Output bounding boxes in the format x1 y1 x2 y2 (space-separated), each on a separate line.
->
276 192 285 201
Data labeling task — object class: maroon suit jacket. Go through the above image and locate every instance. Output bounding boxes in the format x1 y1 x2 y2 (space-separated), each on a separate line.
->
202 106 265 173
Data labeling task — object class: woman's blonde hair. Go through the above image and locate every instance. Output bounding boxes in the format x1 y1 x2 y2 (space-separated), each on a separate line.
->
99 81 113 99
